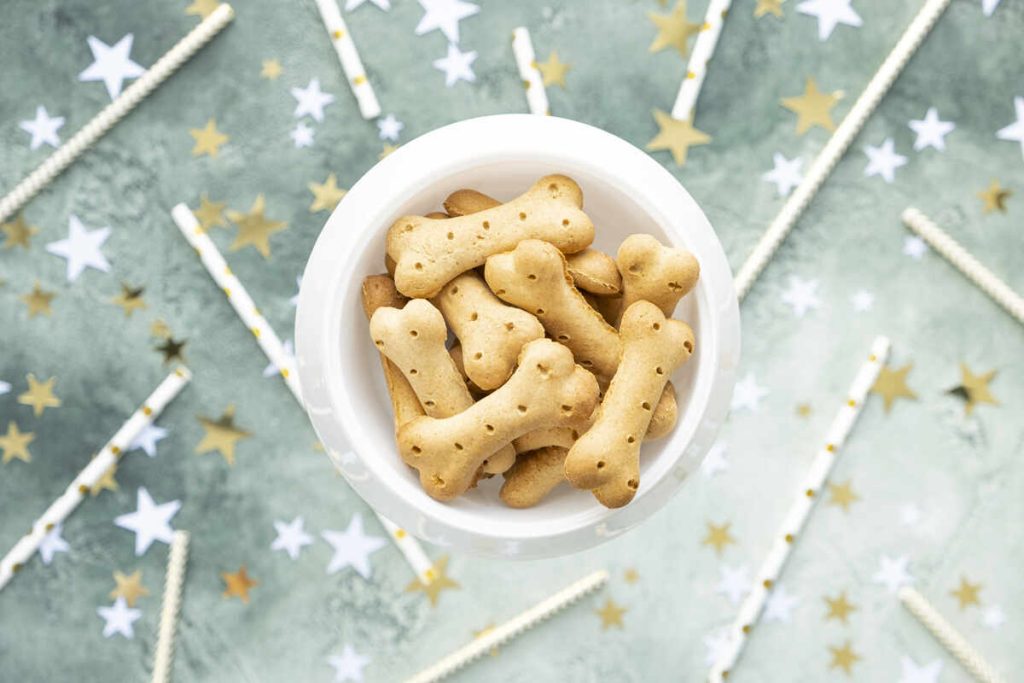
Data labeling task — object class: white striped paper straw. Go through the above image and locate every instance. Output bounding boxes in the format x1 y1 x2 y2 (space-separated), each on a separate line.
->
404 570 609 683
512 27 549 116
312 0 381 120
671 0 732 121
152 531 190 683
0 4 234 225
900 587 1007 683
0 367 192 591
733 0 952 301
169 204 435 584
902 207 1024 327
708 336 890 682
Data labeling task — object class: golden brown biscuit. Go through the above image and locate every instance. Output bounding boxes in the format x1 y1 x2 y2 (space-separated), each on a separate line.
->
616 234 699 321
500 446 569 508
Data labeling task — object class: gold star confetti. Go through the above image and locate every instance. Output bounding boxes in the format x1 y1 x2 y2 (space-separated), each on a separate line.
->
828 641 860 674
90 463 119 496
596 598 627 630
193 193 227 231
112 283 146 317
536 51 571 88
870 363 917 413
190 118 229 158
0 422 34 464
978 180 1011 214
405 555 460 607
185 0 220 19
624 568 640 584
949 363 998 415
18 374 61 417
196 405 251 465
227 194 288 259
379 144 399 160
781 77 842 135
260 58 282 80
648 0 702 58
702 521 736 555
308 173 347 213
20 282 55 318
156 337 187 364
150 318 172 339
796 402 812 417
646 109 710 166
824 591 857 623
2 215 39 249
222 566 257 603
827 479 859 512
110 570 149 607
755 0 784 17
951 576 982 610
471 624 501 656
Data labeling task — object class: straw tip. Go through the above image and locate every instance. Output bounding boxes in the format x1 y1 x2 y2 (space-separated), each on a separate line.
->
174 365 194 381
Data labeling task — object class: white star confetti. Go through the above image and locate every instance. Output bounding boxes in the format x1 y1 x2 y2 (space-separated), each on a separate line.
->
863 138 907 183
78 34 145 99
909 107 955 151
19 106 64 150
290 276 302 307
996 95 1024 160
39 523 70 565
850 289 874 312
903 236 928 260
703 629 732 667
982 0 1002 16
872 554 913 594
764 585 799 623
898 656 943 683
762 152 803 197
291 122 315 148
45 214 111 282
415 0 480 43
129 425 168 458
899 503 921 527
796 0 862 41
346 0 390 10
731 373 769 413
114 487 181 556
0 380 10 396
377 114 404 141
700 440 729 478
982 605 1006 630
715 565 750 605
781 275 821 317
321 513 387 578
328 644 371 682
271 516 314 560
432 43 477 87
291 78 335 122
97 597 142 639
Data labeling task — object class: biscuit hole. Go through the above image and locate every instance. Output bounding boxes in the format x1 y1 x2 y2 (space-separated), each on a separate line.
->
562 218 569 226
627 478 639 490
424 400 435 408
656 366 664 375
374 339 384 347
580 359 593 367
454 442 463 451
404 223 414 232
537 363 549 374
527 274 537 281
561 404 573 413
653 322 661 331
641 401 651 411
668 281 683 291
518 212 527 220
571 429 580 439
684 340 693 353
450 286 459 295
411 446 422 454
431 474 445 487
628 264 640 274
517 405 527 413
496 289 506 296
548 183 559 193
627 435 636 444
474 352 483 360
596 460 606 470
535 308 545 315
414 262 423 270
409 330 418 337
556 333 570 342
485 424 495 433
446 231 454 240
469 312 478 321
409 369 418 375
482 221 490 230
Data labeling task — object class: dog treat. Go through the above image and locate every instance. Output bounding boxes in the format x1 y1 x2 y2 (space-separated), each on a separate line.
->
565 301 695 508
397 339 600 500
616 233 700 321
445 188 621 296
370 299 515 475
500 446 568 508
646 383 678 440
433 272 544 390
387 175 594 298
485 239 621 378
584 292 623 327
449 343 486 399
361 275 424 431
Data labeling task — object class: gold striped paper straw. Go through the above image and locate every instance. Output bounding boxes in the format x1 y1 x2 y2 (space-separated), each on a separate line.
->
671 0 732 122
313 0 381 119
512 27 549 116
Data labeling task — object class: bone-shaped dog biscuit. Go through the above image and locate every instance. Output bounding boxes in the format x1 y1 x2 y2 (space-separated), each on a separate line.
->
397 339 600 500
616 233 700 321
500 446 568 509
433 272 544 390
361 275 424 432
485 239 621 378
370 299 515 475
387 175 594 298
444 188 621 296
565 301 695 508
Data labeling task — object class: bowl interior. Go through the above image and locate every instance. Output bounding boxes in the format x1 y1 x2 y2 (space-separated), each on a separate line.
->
335 159 708 536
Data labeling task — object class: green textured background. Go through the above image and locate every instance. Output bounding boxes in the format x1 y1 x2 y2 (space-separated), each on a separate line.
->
1 0 1022 681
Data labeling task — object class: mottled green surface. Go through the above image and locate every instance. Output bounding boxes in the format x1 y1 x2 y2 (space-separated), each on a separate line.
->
1 0 1022 681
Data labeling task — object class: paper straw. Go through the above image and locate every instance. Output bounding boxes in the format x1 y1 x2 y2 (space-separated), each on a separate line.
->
312 0 381 120
512 27 549 116
902 207 1024 326
708 337 890 682
671 0 732 121
732 0 952 301
169 204 435 584
404 570 608 683
0 4 234 225
900 587 1007 683
0 367 192 591
152 531 189 683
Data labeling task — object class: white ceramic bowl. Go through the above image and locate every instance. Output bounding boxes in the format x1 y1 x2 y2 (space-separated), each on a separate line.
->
295 114 740 559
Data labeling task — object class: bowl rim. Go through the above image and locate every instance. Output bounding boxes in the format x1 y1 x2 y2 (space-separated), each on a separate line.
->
295 114 740 559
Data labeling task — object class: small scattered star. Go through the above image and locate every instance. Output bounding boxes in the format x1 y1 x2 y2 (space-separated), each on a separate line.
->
291 121 315 149
995 95 1024 160
290 276 302 307
850 289 874 312
190 118 229 158
129 425 168 457
872 554 913 594
948 363 998 415
796 402 813 417
700 440 729 477
114 487 181 556
898 656 943 683
903 235 928 260
828 640 861 675
322 513 388 578
899 503 922 527
703 629 731 667
112 283 146 317
624 568 640 584
19 105 64 149
91 464 119 496
595 597 627 629
309 173 347 213
20 282 55 318
646 109 710 166
472 624 500 656
291 78 335 122
863 138 908 183
536 51 571 88
715 565 750 605
39 523 70 563
405 555 460 606
870 363 917 413
731 373 769 412
796 0 862 41
222 566 258 603
78 34 145 99
782 77 842 134
764 585 799 623
97 598 142 638
347 0 391 9
909 107 955 151
950 576 982 609
260 58 282 79
648 0 702 57
755 0 785 18
827 479 860 512
18 374 61 417
982 0 1002 16
432 43 477 87
0 422 34 464
377 114 404 141
185 0 220 19
982 605 1006 630
379 143 399 160
110 570 149 607
781 275 820 317
824 591 856 623
196 405 251 465
762 152 803 197
977 180 1011 214
45 214 111 282
227 194 288 258
271 516 314 560
156 337 187 364
327 644 371 682
702 521 736 555
414 0 480 44
193 193 227 230
2 215 39 249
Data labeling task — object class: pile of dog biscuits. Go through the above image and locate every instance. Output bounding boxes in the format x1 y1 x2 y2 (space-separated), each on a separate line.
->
363 175 698 509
